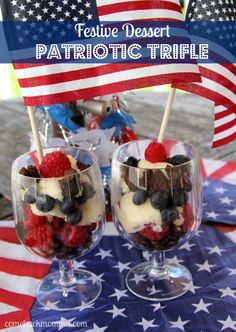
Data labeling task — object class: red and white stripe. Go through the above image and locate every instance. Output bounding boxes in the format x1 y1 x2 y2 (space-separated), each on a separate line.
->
13 0 200 106
0 221 51 332
212 105 236 148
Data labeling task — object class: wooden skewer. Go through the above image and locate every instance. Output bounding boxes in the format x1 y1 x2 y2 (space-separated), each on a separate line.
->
27 106 43 164
158 88 177 143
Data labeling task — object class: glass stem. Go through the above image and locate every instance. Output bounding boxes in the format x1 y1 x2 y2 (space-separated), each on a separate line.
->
150 251 167 278
59 260 76 287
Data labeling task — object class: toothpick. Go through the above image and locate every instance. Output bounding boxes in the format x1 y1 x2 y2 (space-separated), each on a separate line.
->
27 106 43 164
158 88 177 143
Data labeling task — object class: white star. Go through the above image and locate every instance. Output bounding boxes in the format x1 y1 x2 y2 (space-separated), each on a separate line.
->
179 241 196 251
87 323 108 332
71 4 77 10
196 260 215 273
72 16 79 22
56 6 62 12
122 243 133 250
227 209 236 216
181 281 193 293
150 303 161 312
36 14 42 21
88 273 104 285
106 305 127 319
21 16 27 22
109 288 128 301
192 298 212 313
19 4 25 10
79 301 95 312
52 317 75 331
34 2 40 8
142 251 151 261
170 316 190 331
220 196 233 205
188 283 201 294
147 285 162 295
167 255 184 264
27 9 34 16
51 13 56 19
13 12 20 19
49 1 54 6
63 0 68 4
73 260 87 269
136 318 157 331
219 287 236 298
79 9 85 15
85 2 91 8
41 300 60 311
203 180 210 186
64 11 70 17
206 211 219 220
87 14 93 20
218 316 236 331
195 229 204 237
18 37 24 43
207 246 225 255
228 268 236 276
215 187 227 194
113 261 131 273
129 273 146 285
42 7 48 13
95 248 113 260
11 0 17 5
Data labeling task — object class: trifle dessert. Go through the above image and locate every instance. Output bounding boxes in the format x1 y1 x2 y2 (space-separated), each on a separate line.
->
111 139 202 301
114 140 199 251
12 147 106 310
12 148 105 260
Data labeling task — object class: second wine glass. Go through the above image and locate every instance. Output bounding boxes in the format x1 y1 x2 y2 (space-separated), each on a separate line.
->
111 139 202 301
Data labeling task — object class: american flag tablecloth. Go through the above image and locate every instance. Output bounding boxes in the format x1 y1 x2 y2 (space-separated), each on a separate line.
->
1 158 236 332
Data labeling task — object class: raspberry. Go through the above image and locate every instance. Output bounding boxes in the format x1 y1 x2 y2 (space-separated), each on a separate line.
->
61 224 88 248
182 204 195 231
39 151 71 178
25 224 54 251
139 224 169 241
144 141 167 163
24 205 47 229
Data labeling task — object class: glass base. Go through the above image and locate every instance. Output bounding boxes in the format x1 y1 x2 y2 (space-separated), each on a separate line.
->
126 261 192 301
36 269 102 311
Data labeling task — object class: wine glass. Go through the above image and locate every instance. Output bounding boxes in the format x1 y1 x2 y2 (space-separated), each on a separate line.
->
111 139 202 301
11 147 105 310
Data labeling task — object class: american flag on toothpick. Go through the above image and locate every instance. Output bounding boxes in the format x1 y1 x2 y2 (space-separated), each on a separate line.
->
0 0 201 106
173 0 236 148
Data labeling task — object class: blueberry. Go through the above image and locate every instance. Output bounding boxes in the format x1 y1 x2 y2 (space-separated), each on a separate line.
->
77 182 95 204
132 189 148 206
67 208 82 225
23 187 37 204
59 197 77 214
167 154 190 166
125 157 138 167
172 190 188 206
36 195 55 212
150 191 169 210
161 207 179 224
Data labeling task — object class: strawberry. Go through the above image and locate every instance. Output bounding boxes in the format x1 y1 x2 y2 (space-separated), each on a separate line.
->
24 205 47 229
25 224 54 251
145 141 167 163
139 224 169 241
39 151 71 178
61 224 89 248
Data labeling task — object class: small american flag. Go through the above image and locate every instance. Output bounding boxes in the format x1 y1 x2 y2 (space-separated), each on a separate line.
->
0 0 201 106
173 0 236 148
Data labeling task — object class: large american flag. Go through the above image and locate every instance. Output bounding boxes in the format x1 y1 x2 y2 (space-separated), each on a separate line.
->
173 0 236 148
0 0 201 106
